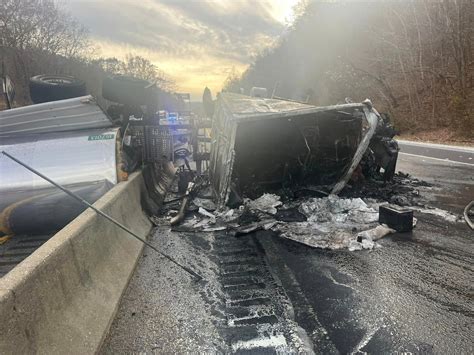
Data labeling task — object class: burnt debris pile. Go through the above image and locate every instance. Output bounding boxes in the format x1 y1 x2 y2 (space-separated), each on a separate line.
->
340 172 432 207
158 173 429 252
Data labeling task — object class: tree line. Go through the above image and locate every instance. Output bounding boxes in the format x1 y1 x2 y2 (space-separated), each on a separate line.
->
225 0 473 136
0 0 173 105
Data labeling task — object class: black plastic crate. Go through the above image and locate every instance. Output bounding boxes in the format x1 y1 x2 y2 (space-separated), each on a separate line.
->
379 204 414 232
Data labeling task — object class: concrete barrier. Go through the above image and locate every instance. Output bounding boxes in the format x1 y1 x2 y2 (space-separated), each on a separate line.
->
0 171 152 354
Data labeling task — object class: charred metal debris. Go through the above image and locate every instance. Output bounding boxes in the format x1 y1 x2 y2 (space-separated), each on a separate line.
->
153 93 461 252
161 173 430 252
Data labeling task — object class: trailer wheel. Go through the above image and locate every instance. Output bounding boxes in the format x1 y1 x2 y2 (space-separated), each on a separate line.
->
29 75 86 104
102 75 153 106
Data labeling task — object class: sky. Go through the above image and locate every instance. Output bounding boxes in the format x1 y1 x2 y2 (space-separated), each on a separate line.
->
64 0 300 100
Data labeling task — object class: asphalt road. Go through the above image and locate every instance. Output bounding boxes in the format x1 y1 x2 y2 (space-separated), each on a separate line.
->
262 142 474 353
398 140 474 165
397 141 473 214
103 141 473 354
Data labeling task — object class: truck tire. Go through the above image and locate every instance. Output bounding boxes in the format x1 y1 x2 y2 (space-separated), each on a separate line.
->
102 75 153 106
29 75 86 104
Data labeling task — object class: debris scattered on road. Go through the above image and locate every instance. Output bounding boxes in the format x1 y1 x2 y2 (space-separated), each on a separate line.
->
409 206 461 223
298 195 380 224
192 197 216 211
272 195 391 250
340 172 431 206
245 193 282 215
169 192 401 251
350 225 396 251
164 165 462 253
197 207 216 223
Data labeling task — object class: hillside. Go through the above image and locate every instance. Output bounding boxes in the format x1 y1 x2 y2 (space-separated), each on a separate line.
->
225 1 474 139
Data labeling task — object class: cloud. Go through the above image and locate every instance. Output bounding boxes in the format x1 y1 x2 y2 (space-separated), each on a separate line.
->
64 0 296 99
93 39 248 98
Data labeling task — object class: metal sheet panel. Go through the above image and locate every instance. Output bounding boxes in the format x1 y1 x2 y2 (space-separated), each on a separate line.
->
0 128 119 193
0 95 112 137
220 93 366 122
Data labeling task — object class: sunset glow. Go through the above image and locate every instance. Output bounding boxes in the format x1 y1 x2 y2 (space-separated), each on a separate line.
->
65 0 300 99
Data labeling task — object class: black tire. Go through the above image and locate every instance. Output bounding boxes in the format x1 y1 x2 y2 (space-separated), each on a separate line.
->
29 75 86 104
102 75 153 106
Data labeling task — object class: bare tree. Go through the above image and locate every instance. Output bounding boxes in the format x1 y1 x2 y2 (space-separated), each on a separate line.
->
222 67 243 93
92 54 174 91
0 0 89 57
122 55 171 89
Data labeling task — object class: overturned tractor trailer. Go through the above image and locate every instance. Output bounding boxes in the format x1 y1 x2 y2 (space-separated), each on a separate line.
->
0 73 193 239
209 93 398 207
0 96 129 237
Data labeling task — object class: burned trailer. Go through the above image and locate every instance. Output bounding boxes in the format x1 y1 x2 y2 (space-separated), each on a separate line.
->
209 93 392 207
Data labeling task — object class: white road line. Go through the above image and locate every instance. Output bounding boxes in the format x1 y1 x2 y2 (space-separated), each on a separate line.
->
399 152 474 166
397 140 474 153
